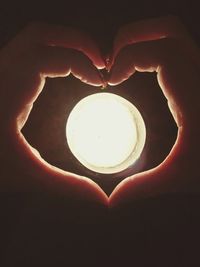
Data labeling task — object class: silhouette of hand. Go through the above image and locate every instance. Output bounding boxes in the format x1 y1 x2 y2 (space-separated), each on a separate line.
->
108 16 200 206
1 17 199 207
0 23 107 204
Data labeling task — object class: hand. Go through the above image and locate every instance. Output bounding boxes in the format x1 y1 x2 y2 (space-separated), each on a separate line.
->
0 23 108 204
1 18 199 208
108 16 200 206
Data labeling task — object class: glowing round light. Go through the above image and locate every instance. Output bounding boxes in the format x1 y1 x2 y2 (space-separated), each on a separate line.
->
66 93 146 174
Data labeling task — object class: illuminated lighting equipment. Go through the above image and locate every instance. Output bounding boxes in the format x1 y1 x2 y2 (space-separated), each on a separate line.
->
66 93 146 174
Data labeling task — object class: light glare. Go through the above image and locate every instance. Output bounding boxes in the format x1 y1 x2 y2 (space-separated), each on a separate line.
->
66 93 146 174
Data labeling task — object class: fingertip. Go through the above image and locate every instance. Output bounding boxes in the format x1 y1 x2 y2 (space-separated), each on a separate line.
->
78 177 109 206
93 185 109 206
108 68 135 86
108 76 125 86
73 67 105 87
69 50 106 87
96 60 106 70
102 53 113 71
109 180 129 208
91 53 106 70
109 172 153 207
107 60 122 85
107 47 136 85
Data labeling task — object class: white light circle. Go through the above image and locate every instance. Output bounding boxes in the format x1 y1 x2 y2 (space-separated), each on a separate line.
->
66 93 146 174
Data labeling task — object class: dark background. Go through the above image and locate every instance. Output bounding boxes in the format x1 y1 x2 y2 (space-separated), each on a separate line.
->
1 0 200 266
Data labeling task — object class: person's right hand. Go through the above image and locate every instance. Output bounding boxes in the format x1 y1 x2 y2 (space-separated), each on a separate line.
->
0 23 108 204
108 16 200 206
2 17 200 208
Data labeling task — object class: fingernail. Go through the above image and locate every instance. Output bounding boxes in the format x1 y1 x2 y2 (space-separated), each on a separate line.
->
102 53 113 72
97 70 107 88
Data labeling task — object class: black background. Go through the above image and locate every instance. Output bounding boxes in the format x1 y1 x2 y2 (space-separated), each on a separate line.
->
1 0 200 266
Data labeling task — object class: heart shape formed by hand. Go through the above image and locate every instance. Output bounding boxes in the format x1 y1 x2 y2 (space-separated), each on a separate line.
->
1 16 200 207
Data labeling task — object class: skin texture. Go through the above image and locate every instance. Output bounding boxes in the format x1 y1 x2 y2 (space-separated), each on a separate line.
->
108 16 200 206
0 16 200 207
0 23 107 205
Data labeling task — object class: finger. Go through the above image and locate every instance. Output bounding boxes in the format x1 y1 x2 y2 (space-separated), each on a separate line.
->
109 15 198 69
18 22 106 69
109 168 171 207
0 45 104 130
0 24 108 204
1 129 108 204
108 38 200 128
0 45 108 204
40 46 104 85
109 126 200 207
109 165 187 207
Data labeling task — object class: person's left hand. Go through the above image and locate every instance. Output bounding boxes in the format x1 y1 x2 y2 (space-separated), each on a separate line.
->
108 16 200 206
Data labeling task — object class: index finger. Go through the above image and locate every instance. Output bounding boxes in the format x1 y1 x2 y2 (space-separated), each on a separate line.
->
12 22 106 69
110 16 198 68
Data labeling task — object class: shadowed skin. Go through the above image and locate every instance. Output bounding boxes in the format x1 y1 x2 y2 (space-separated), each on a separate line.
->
1 15 200 267
0 16 200 209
